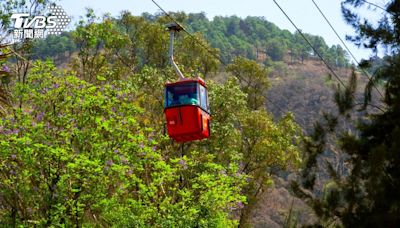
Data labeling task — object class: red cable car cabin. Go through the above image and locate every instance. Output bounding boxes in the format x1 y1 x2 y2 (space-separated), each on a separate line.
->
164 78 210 143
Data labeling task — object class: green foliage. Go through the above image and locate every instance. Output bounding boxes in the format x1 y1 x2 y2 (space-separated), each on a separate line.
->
266 38 287 61
71 11 217 83
72 12 125 82
0 60 245 226
0 44 11 114
334 68 357 116
175 33 220 78
227 57 270 110
203 76 302 227
31 33 76 62
184 14 349 66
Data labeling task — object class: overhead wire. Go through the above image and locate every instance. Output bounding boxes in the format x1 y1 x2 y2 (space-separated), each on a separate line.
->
273 0 386 112
273 0 347 88
359 0 391 14
149 0 307 129
150 0 387 127
150 0 385 128
150 0 225 65
311 0 384 99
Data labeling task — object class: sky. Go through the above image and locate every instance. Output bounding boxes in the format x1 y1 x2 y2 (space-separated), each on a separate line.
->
57 0 389 62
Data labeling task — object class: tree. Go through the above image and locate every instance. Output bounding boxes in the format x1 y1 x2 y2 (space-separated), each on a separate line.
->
71 9 116 82
311 36 329 58
292 31 312 64
266 38 287 61
217 59 301 227
226 57 270 110
31 33 77 63
236 111 301 227
333 45 349 67
293 0 400 226
0 44 11 114
175 32 220 79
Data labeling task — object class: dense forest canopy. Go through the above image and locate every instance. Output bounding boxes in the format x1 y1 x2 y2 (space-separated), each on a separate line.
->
31 12 350 68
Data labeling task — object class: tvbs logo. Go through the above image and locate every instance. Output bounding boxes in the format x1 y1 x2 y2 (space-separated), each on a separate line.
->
11 14 57 29
11 5 70 41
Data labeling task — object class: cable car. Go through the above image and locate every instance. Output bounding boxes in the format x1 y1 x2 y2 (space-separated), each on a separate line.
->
164 23 211 143
164 78 210 142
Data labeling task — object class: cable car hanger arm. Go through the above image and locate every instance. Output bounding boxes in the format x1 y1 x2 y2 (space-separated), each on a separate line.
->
167 23 185 80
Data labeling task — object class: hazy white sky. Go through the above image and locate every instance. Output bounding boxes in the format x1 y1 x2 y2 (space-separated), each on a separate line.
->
58 0 388 61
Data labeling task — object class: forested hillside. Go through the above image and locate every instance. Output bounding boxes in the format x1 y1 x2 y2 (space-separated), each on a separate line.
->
1 0 397 227
186 13 349 67
31 12 350 68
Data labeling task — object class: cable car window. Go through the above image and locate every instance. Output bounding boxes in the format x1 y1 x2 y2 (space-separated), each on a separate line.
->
199 84 208 111
166 83 199 107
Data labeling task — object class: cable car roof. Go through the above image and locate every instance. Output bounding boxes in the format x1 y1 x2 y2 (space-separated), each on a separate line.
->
165 78 206 87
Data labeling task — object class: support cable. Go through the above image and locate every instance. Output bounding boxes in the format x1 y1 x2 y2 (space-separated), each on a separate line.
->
312 0 384 99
